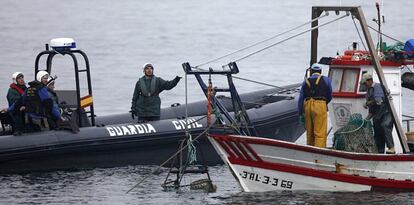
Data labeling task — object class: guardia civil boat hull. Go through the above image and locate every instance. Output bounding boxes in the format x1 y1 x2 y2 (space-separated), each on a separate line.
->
0 84 304 174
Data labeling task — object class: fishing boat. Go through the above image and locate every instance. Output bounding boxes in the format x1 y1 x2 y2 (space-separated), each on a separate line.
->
0 38 304 174
207 6 414 192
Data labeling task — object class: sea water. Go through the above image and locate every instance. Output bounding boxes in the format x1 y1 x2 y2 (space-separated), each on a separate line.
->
1 0 414 204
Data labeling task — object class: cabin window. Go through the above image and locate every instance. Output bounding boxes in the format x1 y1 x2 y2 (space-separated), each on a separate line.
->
359 71 368 92
329 69 343 92
341 69 359 92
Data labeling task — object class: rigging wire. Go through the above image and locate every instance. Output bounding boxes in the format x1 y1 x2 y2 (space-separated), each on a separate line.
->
195 12 329 68
351 15 368 51
184 73 197 164
367 25 404 44
336 0 342 54
191 66 286 90
232 75 285 90
227 13 350 65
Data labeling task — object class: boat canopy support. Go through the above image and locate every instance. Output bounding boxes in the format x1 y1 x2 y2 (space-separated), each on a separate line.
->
182 62 257 136
34 48 95 127
310 6 409 152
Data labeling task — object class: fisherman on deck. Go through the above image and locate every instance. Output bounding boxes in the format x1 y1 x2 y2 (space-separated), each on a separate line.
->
298 63 332 148
360 73 395 154
131 63 181 122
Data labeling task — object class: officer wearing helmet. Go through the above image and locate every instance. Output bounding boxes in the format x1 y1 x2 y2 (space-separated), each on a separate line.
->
22 70 62 131
298 63 333 148
3 72 27 135
131 63 181 122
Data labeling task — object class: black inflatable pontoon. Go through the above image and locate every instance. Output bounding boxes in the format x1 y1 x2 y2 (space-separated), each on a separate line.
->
0 41 304 174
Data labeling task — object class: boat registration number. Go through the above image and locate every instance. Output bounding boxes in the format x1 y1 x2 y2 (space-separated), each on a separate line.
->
239 171 293 189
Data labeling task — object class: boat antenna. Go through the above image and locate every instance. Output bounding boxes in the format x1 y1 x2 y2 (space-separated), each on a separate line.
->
373 2 384 52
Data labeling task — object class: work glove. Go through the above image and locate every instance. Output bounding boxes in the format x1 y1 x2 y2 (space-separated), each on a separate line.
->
174 76 182 82
130 109 136 120
299 114 305 127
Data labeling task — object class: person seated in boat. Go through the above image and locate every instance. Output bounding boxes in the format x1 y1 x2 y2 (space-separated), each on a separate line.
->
22 71 62 132
45 75 60 130
360 73 395 154
298 63 332 148
0 72 27 135
131 63 181 122
43 75 79 133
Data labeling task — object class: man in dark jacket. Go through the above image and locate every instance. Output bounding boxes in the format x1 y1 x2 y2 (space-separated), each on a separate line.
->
361 73 395 154
5 72 27 135
131 63 181 122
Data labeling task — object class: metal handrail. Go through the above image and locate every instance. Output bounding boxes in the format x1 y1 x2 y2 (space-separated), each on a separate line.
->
402 114 414 132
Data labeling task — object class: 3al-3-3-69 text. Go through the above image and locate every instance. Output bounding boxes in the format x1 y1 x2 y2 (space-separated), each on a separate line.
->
240 171 293 189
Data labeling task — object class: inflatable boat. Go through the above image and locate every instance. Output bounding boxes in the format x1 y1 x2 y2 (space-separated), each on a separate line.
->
0 39 304 174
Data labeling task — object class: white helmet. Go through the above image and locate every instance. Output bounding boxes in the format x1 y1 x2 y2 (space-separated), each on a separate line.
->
142 62 154 70
36 70 49 82
46 75 58 86
12 72 24 84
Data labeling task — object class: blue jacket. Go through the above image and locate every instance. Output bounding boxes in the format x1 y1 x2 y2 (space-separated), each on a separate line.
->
298 74 332 115
20 81 61 120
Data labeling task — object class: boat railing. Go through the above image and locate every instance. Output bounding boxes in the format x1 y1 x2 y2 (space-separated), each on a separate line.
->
402 114 414 132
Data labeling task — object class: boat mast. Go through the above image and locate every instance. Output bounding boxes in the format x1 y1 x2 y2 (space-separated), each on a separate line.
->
374 2 384 52
310 6 409 153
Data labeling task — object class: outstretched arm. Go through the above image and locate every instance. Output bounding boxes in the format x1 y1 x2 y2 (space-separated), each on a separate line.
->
158 76 181 91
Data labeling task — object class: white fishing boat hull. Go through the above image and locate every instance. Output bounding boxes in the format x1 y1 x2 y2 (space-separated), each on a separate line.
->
209 134 414 192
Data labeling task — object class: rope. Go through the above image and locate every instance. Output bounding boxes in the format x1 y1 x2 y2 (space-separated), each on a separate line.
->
336 119 365 135
207 75 212 126
184 73 197 164
232 75 285 89
351 15 368 51
195 12 329 68
126 123 214 193
191 66 286 90
403 65 413 73
187 133 197 164
367 24 404 44
228 13 350 65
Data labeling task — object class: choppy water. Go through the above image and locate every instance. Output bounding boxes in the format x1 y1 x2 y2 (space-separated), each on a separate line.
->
1 0 414 204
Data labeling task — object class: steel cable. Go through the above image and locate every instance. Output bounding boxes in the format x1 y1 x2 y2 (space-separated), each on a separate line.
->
195 12 329 68
228 13 350 65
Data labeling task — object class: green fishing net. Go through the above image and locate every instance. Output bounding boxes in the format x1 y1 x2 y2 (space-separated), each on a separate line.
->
333 113 378 153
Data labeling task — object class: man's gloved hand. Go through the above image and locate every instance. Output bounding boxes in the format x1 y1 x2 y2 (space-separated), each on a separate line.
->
299 114 305 126
174 76 182 82
130 109 136 120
